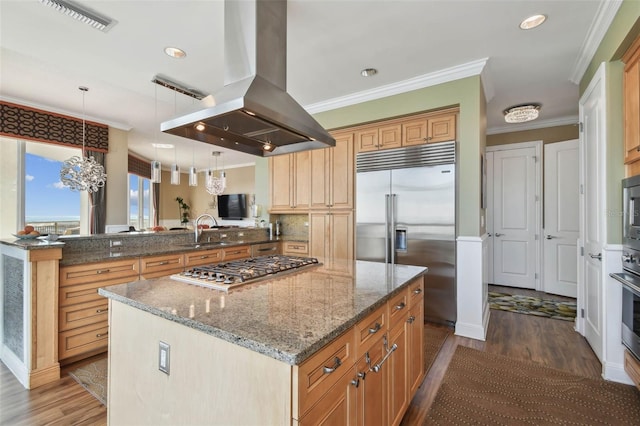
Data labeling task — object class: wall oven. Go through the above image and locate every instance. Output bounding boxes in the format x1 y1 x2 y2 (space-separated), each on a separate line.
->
612 175 640 361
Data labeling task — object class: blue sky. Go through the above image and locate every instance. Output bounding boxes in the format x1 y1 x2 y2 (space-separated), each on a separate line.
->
25 153 80 219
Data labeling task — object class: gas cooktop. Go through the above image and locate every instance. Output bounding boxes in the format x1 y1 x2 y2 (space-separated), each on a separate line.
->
170 255 321 292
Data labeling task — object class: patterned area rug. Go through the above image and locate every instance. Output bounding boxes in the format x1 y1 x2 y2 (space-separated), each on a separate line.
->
68 358 108 406
489 291 577 321
425 325 450 373
425 345 640 425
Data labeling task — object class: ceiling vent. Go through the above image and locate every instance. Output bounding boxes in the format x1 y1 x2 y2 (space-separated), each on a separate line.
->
39 0 117 33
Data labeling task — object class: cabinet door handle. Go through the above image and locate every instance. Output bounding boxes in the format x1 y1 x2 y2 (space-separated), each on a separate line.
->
96 332 109 338
322 357 342 374
368 322 382 334
370 343 398 373
350 378 360 388
407 315 415 324
96 269 110 274
413 288 422 295
96 308 108 314
395 302 406 311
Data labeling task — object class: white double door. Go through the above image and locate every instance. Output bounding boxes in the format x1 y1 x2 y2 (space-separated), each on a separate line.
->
487 140 579 296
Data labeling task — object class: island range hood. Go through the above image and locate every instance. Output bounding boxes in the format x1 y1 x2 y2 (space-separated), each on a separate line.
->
161 0 335 157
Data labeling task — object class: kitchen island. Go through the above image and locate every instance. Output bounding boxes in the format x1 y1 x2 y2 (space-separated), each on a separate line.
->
99 259 427 425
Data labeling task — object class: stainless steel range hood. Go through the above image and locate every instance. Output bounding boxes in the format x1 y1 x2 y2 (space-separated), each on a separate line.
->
161 0 335 157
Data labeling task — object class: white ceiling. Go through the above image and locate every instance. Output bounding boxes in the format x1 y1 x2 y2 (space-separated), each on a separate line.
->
0 0 619 171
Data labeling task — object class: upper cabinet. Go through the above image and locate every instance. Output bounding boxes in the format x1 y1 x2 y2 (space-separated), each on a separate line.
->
624 34 640 167
269 151 311 213
310 132 354 210
355 110 457 153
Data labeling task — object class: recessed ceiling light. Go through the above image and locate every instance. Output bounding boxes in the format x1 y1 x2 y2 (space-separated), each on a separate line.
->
520 14 547 30
164 46 186 59
195 123 205 131
361 68 378 77
152 143 174 149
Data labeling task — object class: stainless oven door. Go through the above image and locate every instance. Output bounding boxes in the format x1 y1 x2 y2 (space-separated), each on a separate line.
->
611 272 640 359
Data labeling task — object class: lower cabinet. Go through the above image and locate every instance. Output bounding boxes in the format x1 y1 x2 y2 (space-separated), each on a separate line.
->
295 277 425 425
309 210 353 270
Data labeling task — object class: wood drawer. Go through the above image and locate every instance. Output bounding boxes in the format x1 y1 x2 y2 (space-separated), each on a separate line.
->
295 329 356 417
221 245 251 261
354 304 387 358
624 350 640 389
60 280 111 307
60 258 139 287
388 290 409 330
283 241 309 255
59 322 108 360
59 299 108 332
140 253 185 279
408 276 424 308
184 249 222 267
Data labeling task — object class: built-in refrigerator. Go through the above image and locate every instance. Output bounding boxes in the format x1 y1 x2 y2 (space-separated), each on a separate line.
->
356 142 456 325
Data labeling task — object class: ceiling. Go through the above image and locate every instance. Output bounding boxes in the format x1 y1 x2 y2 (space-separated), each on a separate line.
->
0 0 619 171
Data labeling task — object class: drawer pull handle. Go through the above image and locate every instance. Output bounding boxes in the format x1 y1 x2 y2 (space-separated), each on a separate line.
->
322 357 342 374
159 261 169 265
96 308 108 314
96 332 109 338
368 323 382 334
257 247 276 252
96 269 110 274
413 288 422 295
395 302 406 311
200 255 208 259
407 315 416 324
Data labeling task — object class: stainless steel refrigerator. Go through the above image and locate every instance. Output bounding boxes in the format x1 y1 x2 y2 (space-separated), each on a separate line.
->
356 142 456 326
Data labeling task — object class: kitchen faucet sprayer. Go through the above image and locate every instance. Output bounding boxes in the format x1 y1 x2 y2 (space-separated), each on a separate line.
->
195 214 218 243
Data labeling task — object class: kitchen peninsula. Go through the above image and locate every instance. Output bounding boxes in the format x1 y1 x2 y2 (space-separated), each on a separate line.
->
99 260 427 425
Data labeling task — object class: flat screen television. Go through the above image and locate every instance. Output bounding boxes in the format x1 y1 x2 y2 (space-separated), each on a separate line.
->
217 194 247 220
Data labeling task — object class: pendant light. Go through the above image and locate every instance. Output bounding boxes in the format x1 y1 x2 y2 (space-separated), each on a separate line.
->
170 146 180 185
189 148 198 186
205 151 226 196
60 86 107 193
150 84 162 183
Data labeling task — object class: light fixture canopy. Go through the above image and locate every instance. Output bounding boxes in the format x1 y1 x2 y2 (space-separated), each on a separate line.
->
503 104 541 123
520 14 547 30
39 0 117 32
60 86 107 193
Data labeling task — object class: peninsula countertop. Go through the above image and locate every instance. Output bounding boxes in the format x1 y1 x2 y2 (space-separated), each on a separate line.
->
99 260 427 365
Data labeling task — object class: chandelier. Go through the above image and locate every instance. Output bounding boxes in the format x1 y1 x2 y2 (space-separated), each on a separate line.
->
205 151 226 196
60 87 107 193
503 104 541 123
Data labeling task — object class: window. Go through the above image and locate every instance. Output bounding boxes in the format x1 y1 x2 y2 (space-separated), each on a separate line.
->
129 173 151 230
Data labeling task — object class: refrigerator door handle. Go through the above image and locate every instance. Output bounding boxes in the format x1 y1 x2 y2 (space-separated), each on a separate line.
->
391 194 397 265
385 194 390 264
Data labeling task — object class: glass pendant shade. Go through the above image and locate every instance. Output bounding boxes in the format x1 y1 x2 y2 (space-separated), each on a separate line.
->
151 160 162 183
189 166 198 186
206 169 226 195
170 163 181 185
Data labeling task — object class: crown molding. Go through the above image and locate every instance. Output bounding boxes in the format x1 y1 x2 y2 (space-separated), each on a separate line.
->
0 95 132 131
305 58 489 114
569 0 623 84
487 115 578 135
480 59 495 103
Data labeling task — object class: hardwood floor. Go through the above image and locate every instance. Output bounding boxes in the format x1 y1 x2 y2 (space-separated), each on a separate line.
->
0 309 600 426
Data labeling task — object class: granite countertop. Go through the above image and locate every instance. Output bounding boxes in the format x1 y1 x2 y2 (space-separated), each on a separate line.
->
0 238 65 249
99 260 427 365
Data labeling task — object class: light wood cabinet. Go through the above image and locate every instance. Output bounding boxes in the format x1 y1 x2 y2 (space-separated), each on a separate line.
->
624 350 640 389
403 113 456 147
310 133 354 210
139 253 184 280
282 241 309 255
388 319 409 426
184 247 223 267
309 210 354 268
221 245 251 261
270 151 311 212
354 334 387 426
407 302 424 396
624 35 640 166
356 124 402 152
59 258 139 362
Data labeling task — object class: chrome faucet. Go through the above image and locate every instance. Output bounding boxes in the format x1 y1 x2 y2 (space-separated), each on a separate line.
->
194 214 218 243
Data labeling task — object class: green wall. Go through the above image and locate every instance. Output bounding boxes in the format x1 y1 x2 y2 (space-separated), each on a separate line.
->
579 1 640 244
314 76 485 237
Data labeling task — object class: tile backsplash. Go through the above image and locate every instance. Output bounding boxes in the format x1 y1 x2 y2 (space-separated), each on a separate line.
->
274 214 308 239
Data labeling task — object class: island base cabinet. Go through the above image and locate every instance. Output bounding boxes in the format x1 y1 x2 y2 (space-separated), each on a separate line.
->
107 301 293 426
297 371 357 426
388 321 409 426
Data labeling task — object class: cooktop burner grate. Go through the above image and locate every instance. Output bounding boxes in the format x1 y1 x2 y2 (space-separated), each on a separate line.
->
170 255 320 291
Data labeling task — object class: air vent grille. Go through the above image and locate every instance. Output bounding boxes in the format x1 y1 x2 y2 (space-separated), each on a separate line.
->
356 141 455 173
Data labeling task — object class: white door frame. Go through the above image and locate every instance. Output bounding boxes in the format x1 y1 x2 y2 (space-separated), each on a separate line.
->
486 141 543 291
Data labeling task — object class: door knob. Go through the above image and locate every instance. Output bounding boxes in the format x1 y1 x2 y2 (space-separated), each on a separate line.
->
588 253 602 260
494 233 503 237
545 235 558 239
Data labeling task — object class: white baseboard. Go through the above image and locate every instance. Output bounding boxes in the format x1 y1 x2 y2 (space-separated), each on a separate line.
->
603 361 634 385
0 345 28 389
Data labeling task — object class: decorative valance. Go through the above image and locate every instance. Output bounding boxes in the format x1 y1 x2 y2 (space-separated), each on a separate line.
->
0 101 109 153
128 154 151 179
